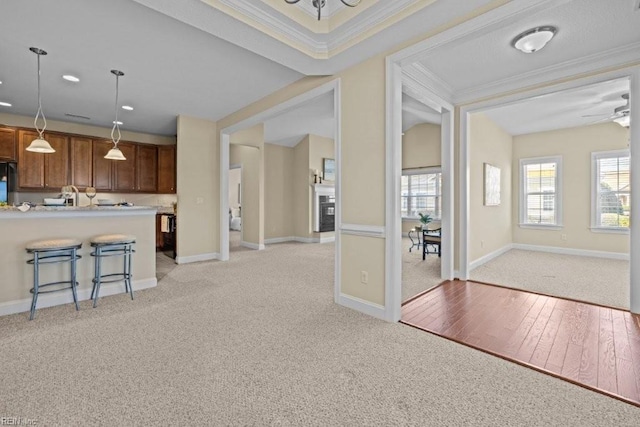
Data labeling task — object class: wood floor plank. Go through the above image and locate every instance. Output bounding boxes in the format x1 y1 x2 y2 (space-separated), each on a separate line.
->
529 306 564 367
597 307 617 394
400 280 640 408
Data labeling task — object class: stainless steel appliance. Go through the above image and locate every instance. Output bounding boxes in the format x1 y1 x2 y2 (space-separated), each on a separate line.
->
0 161 17 205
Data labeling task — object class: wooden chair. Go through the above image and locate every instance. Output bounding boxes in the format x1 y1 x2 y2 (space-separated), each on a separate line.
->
422 227 441 260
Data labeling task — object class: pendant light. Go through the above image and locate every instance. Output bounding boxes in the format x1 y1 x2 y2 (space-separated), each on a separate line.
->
105 70 127 161
26 47 55 153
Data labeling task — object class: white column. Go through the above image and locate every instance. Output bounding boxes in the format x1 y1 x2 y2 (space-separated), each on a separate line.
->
630 68 640 314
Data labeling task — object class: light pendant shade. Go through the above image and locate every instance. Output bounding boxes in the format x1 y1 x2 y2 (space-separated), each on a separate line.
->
106 69 127 160
105 147 127 160
26 137 55 153
28 47 55 153
512 26 557 53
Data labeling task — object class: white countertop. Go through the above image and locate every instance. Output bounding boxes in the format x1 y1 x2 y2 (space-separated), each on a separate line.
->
0 205 158 219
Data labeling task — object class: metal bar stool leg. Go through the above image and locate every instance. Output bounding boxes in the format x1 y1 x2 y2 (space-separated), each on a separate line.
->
93 246 102 308
127 244 134 300
70 248 80 311
29 252 40 321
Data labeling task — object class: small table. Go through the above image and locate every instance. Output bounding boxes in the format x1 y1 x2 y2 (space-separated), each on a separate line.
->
408 226 422 252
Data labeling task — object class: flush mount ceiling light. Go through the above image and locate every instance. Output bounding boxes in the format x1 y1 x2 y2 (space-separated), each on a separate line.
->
284 0 361 20
62 75 80 82
26 47 55 154
511 26 557 53
105 70 127 161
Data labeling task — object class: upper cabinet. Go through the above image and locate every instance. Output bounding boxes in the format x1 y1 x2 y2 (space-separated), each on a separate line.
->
113 142 137 192
136 144 158 192
70 137 93 189
92 140 114 191
11 125 175 194
157 145 176 194
17 130 69 190
0 127 16 161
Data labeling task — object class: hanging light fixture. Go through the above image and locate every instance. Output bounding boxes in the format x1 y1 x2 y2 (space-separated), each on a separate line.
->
284 0 361 21
105 70 127 161
26 47 55 153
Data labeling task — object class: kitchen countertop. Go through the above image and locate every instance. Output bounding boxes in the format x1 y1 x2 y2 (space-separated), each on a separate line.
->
0 205 158 219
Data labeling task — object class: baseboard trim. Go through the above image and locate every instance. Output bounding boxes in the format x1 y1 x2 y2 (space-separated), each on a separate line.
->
176 253 220 264
0 277 157 317
513 243 629 260
264 236 336 244
241 241 266 250
469 244 514 271
337 293 386 321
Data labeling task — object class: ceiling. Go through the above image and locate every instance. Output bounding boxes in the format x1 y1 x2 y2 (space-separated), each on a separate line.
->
0 0 303 136
482 77 630 136
402 93 441 131
263 91 335 147
406 0 640 134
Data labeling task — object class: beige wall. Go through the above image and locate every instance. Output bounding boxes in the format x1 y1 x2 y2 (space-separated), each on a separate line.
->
512 122 630 254
401 123 441 234
176 115 218 259
0 212 155 307
469 113 513 262
293 136 311 238
230 124 265 247
228 167 242 213
0 112 176 145
264 143 294 239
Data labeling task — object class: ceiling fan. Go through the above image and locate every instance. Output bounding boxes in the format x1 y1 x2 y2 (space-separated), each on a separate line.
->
582 94 630 127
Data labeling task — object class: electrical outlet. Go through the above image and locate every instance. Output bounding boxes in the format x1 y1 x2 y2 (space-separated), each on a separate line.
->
196 197 204 205
360 270 368 284
561 234 567 241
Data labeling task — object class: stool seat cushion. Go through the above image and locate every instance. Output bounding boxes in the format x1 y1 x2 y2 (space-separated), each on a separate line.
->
90 234 136 245
26 238 82 251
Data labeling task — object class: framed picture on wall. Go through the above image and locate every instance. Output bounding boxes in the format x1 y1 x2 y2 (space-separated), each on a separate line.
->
484 163 501 206
323 158 335 182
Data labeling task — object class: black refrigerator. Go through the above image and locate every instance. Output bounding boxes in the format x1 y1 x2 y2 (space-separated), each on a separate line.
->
0 161 17 205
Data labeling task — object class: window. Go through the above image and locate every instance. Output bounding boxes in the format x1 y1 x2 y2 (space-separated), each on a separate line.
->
401 167 442 219
519 156 562 227
592 150 630 230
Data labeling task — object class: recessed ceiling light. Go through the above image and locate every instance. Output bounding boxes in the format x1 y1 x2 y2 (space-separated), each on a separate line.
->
62 75 80 82
0 101 12 107
512 26 557 53
113 121 123 125
121 105 134 111
0 81 3 84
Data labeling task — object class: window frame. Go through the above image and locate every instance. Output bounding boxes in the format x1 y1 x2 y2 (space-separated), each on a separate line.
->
401 166 442 221
519 156 563 229
591 149 630 234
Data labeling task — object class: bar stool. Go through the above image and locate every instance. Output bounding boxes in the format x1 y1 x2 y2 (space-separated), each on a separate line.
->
26 239 82 320
90 234 136 308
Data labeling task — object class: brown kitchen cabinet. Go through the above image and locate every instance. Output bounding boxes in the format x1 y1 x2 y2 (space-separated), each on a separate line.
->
113 142 137 192
70 137 93 189
92 140 114 191
17 130 69 190
0 127 16 161
136 144 157 192
157 145 176 194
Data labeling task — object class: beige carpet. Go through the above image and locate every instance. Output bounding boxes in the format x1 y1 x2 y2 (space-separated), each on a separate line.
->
1 242 638 425
470 249 630 309
402 237 442 302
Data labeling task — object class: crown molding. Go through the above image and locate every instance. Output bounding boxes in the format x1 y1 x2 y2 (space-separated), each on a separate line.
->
402 63 453 105
453 40 640 104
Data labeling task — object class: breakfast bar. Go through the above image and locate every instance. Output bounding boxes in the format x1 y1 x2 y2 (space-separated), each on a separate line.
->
0 205 157 316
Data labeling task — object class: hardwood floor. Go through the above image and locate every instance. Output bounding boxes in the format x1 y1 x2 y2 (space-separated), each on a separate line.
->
401 280 640 407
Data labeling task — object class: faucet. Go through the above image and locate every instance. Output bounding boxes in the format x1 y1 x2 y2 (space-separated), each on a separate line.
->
61 185 79 207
